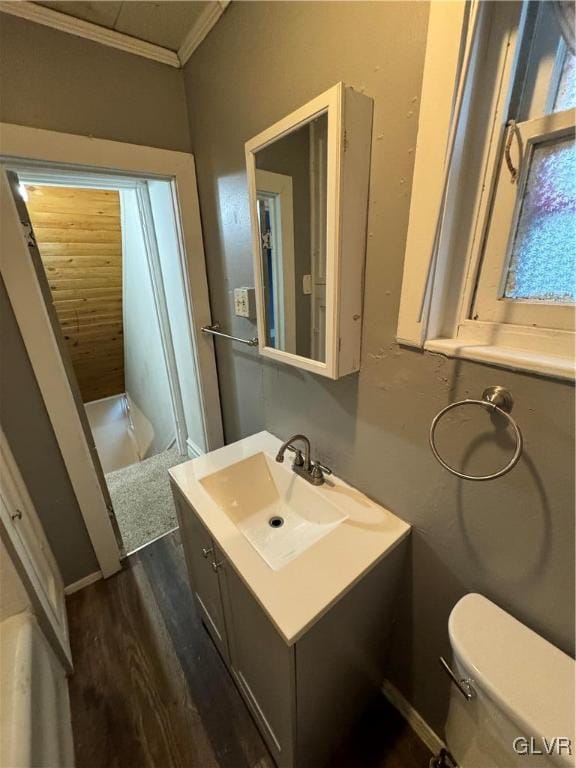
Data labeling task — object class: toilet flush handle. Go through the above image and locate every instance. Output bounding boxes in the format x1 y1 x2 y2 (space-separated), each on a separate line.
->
439 656 477 701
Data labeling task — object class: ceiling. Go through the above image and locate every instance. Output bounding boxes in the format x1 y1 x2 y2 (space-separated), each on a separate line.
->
35 1 215 52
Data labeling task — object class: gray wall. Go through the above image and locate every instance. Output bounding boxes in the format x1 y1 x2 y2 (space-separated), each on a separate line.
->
122 189 175 458
0 14 190 152
183 0 575 735
0 278 99 585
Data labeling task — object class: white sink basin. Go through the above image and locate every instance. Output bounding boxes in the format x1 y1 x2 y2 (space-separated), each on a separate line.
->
199 452 348 571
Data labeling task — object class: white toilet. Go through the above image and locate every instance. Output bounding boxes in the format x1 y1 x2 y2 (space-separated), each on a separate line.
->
440 593 575 768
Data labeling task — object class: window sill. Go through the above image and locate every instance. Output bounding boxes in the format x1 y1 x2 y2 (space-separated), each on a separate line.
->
423 338 575 381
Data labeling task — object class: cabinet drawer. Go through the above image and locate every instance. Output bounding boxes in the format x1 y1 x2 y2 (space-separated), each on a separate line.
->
172 490 229 662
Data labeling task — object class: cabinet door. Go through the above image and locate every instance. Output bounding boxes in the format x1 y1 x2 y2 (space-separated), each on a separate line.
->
0 431 71 671
172 491 229 662
220 561 295 768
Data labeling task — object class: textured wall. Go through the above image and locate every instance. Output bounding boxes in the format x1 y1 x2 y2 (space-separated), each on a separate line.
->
184 0 575 734
0 13 190 152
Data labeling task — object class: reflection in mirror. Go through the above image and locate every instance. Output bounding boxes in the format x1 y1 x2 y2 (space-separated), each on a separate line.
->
255 111 328 362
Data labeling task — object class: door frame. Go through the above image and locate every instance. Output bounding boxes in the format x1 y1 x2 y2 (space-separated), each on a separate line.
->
15 171 190 459
255 169 296 353
0 122 224 577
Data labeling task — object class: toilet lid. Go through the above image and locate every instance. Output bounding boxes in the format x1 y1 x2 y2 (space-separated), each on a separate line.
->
449 594 575 754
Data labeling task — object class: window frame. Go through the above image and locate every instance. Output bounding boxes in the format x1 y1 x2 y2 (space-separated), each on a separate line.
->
547 37 569 114
397 0 575 381
470 110 575 331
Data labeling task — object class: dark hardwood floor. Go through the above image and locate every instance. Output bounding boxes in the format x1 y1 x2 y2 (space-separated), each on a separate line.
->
67 531 432 768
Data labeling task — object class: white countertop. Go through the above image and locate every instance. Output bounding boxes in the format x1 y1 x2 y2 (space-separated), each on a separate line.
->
169 431 411 645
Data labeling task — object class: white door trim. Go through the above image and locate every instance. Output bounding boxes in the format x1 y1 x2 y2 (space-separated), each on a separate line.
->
255 169 296 353
0 123 224 577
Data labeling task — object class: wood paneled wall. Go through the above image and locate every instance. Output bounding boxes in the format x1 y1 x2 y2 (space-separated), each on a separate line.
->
27 185 124 403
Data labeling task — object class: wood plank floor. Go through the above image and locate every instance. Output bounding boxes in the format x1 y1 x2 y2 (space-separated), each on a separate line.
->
67 531 432 768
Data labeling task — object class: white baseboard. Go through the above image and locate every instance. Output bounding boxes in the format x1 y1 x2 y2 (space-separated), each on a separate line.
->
382 678 445 757
186 438 204 459
64 570 102 596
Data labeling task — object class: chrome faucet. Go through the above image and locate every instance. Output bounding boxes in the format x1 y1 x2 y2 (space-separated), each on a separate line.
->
275 434 332 486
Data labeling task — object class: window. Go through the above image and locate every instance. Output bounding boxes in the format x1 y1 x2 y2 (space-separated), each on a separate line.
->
502 135 575 303
472 3 575 335
397 1 576 379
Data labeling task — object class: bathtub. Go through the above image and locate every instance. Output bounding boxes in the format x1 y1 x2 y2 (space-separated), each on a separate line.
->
0 611 75 767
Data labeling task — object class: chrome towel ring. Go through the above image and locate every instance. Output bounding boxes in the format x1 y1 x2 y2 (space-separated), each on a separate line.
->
429 386 523 481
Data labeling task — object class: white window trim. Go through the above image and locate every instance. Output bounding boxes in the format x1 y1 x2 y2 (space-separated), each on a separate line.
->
397 1 575 381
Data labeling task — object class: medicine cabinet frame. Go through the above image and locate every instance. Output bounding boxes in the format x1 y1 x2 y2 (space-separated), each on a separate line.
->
245 82 373 379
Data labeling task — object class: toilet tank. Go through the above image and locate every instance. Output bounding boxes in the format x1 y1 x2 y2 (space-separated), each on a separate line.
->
445 594 575 768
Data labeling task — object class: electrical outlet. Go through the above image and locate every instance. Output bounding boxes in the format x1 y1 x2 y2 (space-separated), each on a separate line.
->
302 274 312 295
234 287 256 318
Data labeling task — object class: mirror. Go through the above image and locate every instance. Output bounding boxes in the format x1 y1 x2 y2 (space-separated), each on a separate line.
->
247 83 372 379
254 112 328 362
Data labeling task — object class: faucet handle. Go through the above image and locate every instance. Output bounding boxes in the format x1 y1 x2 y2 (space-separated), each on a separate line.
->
287 445 305 466
310 461 332 484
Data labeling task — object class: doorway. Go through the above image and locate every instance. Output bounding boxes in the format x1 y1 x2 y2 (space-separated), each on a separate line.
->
14 170 201 554
0 124 223 576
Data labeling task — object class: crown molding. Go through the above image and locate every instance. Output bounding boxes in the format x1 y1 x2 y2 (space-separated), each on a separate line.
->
177 0 230 66
0 1 181 68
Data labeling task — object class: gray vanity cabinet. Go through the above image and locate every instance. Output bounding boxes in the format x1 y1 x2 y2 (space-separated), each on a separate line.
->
172 484 407 768
219 559 296 767
173 486 295 766
174 490 230 664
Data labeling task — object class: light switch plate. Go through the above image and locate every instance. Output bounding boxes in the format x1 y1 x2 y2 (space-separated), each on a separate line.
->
234 287 256 318
303 274 312 295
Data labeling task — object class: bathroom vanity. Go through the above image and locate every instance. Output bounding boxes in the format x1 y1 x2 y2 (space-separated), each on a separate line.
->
170 431 410 768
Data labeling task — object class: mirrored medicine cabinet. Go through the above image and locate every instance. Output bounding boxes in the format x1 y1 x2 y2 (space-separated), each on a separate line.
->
245 82 373 379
